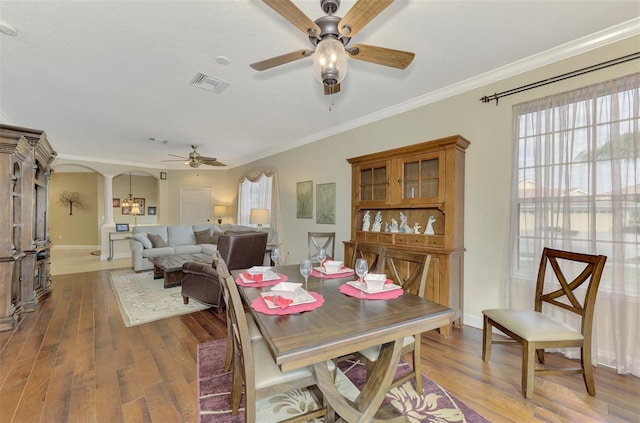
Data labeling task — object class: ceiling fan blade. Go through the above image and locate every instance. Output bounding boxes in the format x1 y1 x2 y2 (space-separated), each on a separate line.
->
201 159 226 167
168 154 187 159
197 155 226 166
250 49 314 71
161 159 188 162
338 0 394 38
347 43 415 69
324 83 341 96
262 0 322 38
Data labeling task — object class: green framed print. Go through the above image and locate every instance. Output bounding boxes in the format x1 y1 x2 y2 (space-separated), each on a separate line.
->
296 180 313 219
316 182 335 224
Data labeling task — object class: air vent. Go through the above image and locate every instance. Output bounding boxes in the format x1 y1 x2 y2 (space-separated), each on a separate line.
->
190 72 231 94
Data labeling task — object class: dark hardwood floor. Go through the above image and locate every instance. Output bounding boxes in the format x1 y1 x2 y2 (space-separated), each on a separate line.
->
1 270 638 422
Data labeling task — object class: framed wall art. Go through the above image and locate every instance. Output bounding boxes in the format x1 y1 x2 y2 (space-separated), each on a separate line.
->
316 182 336 224
148 206 157 215
160 171 167 180
112 198 120 207
296 180 313 219
134 198 145 215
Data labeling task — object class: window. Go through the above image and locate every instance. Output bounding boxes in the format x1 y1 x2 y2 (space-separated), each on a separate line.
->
238 173 273 227
510 72 639 375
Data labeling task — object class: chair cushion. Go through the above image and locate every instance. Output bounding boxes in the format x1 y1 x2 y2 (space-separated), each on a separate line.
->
246 312 262 341
483 309 583 342
168 225 196 246
133 233 152 249
174 245 202 255
252 339 334 390
357 335 415 362
147 233 168 248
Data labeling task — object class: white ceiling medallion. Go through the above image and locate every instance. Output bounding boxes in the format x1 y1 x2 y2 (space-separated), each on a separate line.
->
190 72 231 94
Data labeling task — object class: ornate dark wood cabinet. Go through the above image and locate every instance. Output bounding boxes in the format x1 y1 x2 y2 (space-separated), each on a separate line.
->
345 135 470 336
0 125 56 331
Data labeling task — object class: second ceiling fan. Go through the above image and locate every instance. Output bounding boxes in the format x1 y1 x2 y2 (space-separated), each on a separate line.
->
250 0 415 95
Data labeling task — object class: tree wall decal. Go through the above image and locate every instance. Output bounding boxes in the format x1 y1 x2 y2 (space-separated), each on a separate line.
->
58 191 88 215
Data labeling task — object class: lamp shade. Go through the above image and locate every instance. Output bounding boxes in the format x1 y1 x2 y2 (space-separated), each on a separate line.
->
130 203 142 215
249 208 270 225
213 205 227 217
312 38 348 88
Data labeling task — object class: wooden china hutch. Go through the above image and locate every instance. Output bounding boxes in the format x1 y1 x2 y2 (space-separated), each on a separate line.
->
345 135 469 336
0 124 56 331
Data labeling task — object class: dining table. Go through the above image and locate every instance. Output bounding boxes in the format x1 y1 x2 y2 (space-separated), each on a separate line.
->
232 263 454 423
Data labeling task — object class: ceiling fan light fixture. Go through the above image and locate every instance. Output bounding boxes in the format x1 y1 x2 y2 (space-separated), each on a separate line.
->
313 38 347 87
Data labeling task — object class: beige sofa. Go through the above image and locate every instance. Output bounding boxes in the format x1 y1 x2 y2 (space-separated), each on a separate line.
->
130 223 275 272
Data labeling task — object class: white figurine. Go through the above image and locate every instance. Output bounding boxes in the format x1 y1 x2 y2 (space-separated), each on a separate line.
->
371 211 383 232
384 222 390 232
425 215 436 235
389 218 399 233
399 212 408 233
362 211 371 231
413 222 422 234
405 224 413 234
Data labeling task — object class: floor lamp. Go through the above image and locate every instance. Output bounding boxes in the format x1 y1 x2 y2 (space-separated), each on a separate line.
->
130 203 142 226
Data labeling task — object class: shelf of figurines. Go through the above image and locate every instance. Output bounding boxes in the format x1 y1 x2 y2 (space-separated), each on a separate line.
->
356 208 445 249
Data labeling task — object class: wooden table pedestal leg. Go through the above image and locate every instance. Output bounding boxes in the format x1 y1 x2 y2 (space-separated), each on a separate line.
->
314 339 406 423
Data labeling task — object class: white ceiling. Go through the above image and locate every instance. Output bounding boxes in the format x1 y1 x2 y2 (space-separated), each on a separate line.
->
1 1 638 169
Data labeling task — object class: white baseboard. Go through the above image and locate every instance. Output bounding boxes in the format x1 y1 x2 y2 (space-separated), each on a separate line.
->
463 313 483 329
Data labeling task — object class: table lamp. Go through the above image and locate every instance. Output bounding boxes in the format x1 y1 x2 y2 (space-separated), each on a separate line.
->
249 208 270 232
213 205 227 224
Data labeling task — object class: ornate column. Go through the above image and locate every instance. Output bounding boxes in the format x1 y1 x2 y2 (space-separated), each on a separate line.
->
103 174 114 225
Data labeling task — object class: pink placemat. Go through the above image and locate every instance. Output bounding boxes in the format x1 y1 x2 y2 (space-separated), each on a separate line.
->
251 292 324 315
339 281 404 300
235 273 288 287
311 267 355 279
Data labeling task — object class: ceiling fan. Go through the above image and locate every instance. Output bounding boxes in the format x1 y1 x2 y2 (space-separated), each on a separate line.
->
162 145 226 168
250 0 415 95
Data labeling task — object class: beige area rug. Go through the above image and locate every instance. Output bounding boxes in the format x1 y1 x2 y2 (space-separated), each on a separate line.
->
110 269 209 327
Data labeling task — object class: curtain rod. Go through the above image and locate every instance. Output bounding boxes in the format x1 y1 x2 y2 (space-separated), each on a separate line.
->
480 51 640 105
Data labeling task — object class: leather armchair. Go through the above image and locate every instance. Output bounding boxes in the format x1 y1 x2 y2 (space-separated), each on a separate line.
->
181 231 269 310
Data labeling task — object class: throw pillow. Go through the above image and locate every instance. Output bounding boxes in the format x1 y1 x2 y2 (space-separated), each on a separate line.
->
132 233 152 249
210 232 222 244
147 233 168 248
194 229 211 244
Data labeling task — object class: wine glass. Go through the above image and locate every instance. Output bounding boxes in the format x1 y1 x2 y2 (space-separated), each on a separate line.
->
300 259 312 290
317 247 327 268
355 258 368 297
271 247 281 274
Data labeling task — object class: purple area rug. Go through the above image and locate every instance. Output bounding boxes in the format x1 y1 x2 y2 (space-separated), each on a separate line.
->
197 339 490 422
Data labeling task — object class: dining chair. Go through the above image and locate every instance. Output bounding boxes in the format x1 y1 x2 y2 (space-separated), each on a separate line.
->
308 231 335 261
350 242 386 273
482 247 607 398
355 250 432 392
220 269 334 422
212 250 262 373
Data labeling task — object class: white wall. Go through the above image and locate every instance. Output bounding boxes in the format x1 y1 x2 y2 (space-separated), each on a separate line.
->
50 35 639 329
227 36 640 329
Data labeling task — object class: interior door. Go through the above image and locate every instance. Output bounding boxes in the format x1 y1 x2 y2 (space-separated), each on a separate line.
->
180 188 212 225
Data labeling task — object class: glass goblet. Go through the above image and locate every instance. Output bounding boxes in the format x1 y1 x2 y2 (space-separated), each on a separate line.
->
300 259 312 291
317 247 327 268
271 247 281 274
355 258 368 297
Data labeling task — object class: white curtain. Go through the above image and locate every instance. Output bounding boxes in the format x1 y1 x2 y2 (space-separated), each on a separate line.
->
509 72 639 376
237 168 283 247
